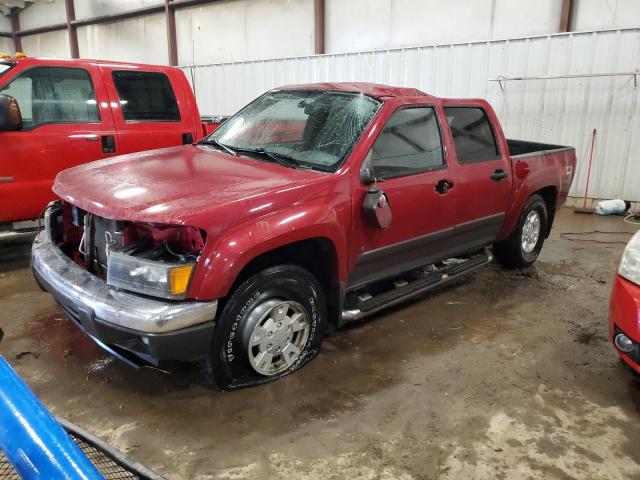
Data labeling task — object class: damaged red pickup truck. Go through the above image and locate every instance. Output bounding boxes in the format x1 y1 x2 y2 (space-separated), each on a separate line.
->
32 83 576 389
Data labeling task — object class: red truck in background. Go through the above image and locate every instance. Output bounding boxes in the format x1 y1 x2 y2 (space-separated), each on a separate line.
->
0 56 226 240
32 82 576 389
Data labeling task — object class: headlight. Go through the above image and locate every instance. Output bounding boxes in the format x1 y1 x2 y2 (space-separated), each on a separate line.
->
107 251 195 300
619 230 640 286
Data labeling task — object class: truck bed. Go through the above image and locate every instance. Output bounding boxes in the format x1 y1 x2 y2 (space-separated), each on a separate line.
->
507 139 573 158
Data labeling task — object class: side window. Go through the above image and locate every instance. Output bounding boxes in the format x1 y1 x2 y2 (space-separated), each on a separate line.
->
444 107 500 164
366 107 444 180
112 71 180 122
0 67 99 129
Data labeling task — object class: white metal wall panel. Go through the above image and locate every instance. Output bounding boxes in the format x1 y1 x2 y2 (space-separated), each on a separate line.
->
175 0 315 66
18 1 67 30
77 12 167 65
21 29 70 58
75 0 163 20
0 36 12 54
0 15 10 32
183 29 640 202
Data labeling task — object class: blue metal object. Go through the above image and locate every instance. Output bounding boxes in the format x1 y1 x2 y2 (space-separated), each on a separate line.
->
0 356 104 479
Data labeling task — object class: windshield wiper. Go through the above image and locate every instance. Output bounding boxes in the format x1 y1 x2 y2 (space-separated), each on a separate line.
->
233 147 299 169
200 139 238 156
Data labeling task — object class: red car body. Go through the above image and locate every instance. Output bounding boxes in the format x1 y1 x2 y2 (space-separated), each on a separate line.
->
51 83 575 302
0 56 223 226
610 274 640 374
32 82 576 380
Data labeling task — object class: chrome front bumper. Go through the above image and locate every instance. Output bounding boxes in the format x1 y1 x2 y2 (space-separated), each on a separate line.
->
31 209 218 335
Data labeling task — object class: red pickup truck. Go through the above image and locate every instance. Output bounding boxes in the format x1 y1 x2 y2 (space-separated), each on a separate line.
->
32 82 576 389
0 56 224 240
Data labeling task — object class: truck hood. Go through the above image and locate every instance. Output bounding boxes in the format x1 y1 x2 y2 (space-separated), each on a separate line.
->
53 145 330 227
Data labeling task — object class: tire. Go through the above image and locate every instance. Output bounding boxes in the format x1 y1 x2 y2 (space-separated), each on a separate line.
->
493 194 548 268
201 264 327 390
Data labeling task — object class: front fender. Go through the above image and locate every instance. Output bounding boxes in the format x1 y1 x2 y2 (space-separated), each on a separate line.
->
189 205 347 300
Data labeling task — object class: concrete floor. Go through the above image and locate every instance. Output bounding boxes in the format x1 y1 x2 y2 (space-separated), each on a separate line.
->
1 208 640 479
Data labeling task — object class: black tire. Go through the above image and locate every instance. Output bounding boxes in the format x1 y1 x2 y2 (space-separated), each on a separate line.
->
201 264 327 390
493 194 548 268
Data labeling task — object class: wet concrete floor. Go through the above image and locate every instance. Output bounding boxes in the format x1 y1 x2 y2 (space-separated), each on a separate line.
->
1 208 640 479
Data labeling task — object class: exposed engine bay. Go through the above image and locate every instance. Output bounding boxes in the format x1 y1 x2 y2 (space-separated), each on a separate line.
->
49 201 205 299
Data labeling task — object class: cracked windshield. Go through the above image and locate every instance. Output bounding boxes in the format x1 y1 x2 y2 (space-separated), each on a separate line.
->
207 89 381 171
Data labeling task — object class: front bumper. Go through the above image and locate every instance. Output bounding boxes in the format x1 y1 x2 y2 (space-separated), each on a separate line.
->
31 207 218 365
609 274 640 373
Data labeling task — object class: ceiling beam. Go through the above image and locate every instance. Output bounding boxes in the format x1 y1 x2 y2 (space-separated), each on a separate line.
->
559 0 574 32
314 0 325 55
64 0 79 58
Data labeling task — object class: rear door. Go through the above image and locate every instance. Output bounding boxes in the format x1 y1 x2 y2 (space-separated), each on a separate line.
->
99 66 198 153
442 105 511 249
348 104 459 289
0 62 117 222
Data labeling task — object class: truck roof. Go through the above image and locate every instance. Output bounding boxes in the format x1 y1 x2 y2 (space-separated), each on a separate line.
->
277 82 437 100
0 56 179 71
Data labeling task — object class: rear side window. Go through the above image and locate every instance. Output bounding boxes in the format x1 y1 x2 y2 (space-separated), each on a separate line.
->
444 107 500 164
112 71 180 122
0 66 99 129
367 107 444 180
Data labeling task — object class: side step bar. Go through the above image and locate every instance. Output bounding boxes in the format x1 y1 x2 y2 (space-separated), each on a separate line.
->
341 250 492 322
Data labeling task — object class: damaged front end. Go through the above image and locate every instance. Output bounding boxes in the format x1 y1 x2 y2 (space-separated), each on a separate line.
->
32 201 218 367
56 202 205 300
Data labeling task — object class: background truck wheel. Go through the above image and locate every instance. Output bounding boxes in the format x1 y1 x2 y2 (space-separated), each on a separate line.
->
493 194 548 268
202 264 327 390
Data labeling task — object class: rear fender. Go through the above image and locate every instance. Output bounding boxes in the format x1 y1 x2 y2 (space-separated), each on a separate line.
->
498 165 560 240
190 205 346 300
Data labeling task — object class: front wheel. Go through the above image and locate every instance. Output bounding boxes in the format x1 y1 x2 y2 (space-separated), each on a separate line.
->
201 264 327 390
493 194 548 268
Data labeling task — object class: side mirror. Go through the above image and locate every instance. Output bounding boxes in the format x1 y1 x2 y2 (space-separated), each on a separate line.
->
0 94 23 131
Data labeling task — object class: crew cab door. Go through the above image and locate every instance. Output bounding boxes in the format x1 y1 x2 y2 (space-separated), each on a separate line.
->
348 105 458 289
99 65 198 153
0 63 117 223
442 105 511 249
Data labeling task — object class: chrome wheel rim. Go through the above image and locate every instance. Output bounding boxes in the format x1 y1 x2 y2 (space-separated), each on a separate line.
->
521 210 541 254
243 299 310 376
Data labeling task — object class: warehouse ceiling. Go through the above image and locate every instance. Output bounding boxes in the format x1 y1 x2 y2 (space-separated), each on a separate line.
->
0 0 51 17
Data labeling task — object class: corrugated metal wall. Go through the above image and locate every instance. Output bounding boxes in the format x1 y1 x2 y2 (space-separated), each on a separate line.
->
183 28 640 202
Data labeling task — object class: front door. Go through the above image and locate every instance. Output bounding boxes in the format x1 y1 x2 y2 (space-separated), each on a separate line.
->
348 105 458 290
0 63 117 222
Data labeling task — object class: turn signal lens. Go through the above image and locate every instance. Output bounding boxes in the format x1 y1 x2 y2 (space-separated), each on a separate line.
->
169 264 194 296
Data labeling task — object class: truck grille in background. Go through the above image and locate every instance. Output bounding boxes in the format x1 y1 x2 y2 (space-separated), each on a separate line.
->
0 427 161 480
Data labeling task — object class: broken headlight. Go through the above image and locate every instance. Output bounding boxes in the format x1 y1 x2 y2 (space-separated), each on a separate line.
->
107 252 195 300
619 230 640 286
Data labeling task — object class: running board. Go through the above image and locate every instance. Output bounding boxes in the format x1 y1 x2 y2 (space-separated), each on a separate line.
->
341 250 492 322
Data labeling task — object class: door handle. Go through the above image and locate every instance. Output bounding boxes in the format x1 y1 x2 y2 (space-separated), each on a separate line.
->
435 179 454 195
490 169 508 182
101 135 116 154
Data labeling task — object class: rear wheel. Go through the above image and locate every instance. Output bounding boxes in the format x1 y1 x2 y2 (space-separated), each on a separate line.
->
201 264 327 390
493 194 548 268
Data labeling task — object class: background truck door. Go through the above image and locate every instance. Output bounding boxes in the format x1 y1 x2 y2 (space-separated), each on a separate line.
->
348 105 458 289
0 63 117 223
99 66 198 153
443 105 511 249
